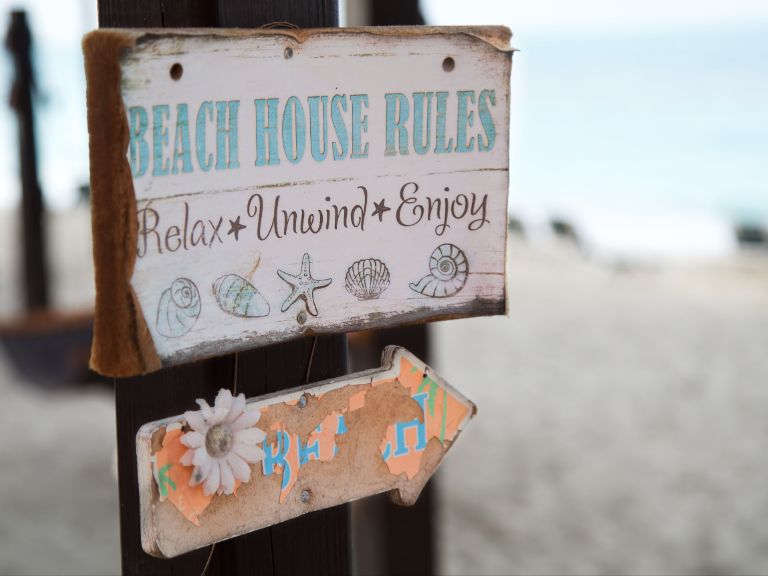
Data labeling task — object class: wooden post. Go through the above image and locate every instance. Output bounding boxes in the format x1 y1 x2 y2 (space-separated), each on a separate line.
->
6 10 48 311
349 1 436 573
98 2 350 575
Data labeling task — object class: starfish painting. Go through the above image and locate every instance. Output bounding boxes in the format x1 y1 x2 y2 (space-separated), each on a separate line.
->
227 216 246 241
371 198 391 222
277 253 332 316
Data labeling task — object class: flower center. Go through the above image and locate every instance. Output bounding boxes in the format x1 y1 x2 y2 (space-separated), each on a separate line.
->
205 424 233 458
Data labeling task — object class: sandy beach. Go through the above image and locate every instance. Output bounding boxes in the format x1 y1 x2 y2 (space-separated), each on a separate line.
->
1 223 767 574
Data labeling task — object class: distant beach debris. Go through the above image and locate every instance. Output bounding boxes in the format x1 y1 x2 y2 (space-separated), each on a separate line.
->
550 218 580 245
507 215 525 237
734 223 768 247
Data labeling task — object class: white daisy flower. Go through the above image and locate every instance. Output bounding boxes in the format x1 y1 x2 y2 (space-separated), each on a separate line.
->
179 388 266 496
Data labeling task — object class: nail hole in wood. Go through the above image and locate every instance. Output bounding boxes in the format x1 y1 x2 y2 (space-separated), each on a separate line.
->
284 47 293 59
442 57 455 72
170 63 183 80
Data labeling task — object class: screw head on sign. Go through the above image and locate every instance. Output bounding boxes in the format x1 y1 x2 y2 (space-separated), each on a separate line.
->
300 489 311 504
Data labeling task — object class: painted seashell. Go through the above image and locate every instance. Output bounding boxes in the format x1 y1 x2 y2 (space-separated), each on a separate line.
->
156 278 201 338
345 258 390 300
409 243 468 298
213 274 270 317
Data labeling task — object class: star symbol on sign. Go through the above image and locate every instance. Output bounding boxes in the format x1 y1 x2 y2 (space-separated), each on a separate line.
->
277 253 332 316
371 199 391 222
227 216 247 241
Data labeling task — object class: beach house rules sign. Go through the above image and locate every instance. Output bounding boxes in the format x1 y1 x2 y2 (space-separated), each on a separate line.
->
84 27 513 377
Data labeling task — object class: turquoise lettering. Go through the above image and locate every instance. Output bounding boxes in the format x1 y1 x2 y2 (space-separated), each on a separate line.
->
282 96 306 164
254 98 280 166
215 100 240 170
308 96 329 162
152 104 170 176
412 92 433 155
385 93 409 156
350 94 369 158
171 103 193 174
331 94 348 161
434 91 453 153
456 90 476 153
478 89 496 152
195 101 214 171
128 106 149 177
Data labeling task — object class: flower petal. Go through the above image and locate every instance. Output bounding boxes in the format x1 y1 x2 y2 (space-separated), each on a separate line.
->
231 408 262 432
225 393 246 424
190 458 211 487
233 442 265 464
210 389 233 425
180 431 204 449
192 446 209 467
235 427 266 446
196 399 213 421
184 410 208 433
203 459 221 496
180 449 195 467
219 459 235 495
226 452 251 483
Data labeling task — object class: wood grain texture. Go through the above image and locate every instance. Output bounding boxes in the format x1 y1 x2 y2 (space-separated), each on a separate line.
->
136 347 475 559
100 0 350 574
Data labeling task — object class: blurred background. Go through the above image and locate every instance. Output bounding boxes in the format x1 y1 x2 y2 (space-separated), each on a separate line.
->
0 0 766 574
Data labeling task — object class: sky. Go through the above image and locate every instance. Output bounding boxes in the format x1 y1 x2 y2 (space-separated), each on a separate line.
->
422 0 768 32
424 0 768 232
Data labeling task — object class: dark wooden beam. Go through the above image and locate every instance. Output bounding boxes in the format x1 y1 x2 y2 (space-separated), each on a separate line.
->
6 11 48 311
98 1 350 574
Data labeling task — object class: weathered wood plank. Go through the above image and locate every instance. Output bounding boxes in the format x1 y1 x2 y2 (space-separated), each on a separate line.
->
137 347 474 558
83 27 513 377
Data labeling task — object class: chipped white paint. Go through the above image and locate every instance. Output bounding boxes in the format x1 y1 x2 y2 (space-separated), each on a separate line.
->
121 28 512 366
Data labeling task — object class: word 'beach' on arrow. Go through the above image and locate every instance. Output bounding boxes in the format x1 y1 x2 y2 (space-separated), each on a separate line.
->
137 347 475 559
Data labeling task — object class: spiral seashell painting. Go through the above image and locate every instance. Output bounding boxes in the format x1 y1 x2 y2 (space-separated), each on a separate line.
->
156 278 201 337
213 274 270 317
409 243 469 298
345 258 391 300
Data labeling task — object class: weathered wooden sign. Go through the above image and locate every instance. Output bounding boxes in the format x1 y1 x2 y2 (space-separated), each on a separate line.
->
137 346 474 558
84 27 512 376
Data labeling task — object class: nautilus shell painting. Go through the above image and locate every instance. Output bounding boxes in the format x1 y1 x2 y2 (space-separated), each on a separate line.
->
409 243 469 298
345 258 391 300
213 274 270 318
156 278 201 338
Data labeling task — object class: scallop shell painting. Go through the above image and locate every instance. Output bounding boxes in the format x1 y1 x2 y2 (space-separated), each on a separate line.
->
345 258 391 300
213 274 270 318
156 278 201 338
409 243 469 298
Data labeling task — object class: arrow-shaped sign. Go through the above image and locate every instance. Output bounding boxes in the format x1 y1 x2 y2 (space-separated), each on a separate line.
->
137 346 476 558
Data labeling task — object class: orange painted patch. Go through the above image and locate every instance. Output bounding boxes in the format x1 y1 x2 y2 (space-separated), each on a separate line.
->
379 357 471 479
154 428 212 526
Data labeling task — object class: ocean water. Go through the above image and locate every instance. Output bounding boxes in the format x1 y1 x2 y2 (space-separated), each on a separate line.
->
507 26 768 259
